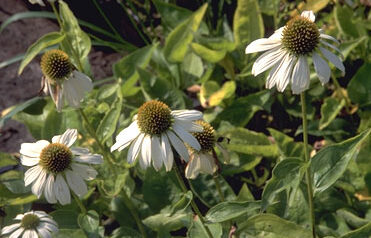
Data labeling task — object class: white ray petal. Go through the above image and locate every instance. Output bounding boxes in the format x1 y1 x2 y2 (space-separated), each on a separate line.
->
37 227 51 238
171 110 203 120
140 135 152 169
166 131 189 161
151 136 163 171
39 222 58 233
54 174 71 205
199 153 215 174
185 154 201 179
301 10 315 22
70 147 89 155
9 227 24 238
127 133 145 164
276 54 296 92
20 140 49 158
66 170 87 198
31 169 47 198
51 129 77 147
1 224 20 235
24 165 43 187
173 120 203 133
320 33 340 45
161 133 173 171
172 123 201 151
71 163 97 180
44 174 57 204
73 154 103 164
252 46 286 76
291 56 310 94
320 40 344 59
313 52 331 85
111 121 140 152
319 47 345 72
62 71 92 108
245 38 282 54
268 27 284 41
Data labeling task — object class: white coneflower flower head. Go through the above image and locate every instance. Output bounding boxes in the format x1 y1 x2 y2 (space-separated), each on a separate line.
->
111 100 203 171
41 49 93 112
185 120 229 179
245 11 345 94
20 129 103 205
1 211 58 238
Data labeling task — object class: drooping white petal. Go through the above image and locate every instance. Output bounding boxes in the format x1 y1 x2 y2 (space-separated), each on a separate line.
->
173 120 203 133
252 46 286 76
52 129 77 147
268 27 284 41
65 170 87 198
185 154 201 179
54 174 71 205
1 224 20 235
38 222 58 233
172 122 201 151
23 229 38 238
39 217 58 227
20 156 40 167
276 55 296 92
14 214 25 220
215 143 230 163
46 80 63 112
73 154 103 164
140 135 152 169
24 165 43 186
71 163 97 180
320 40 344 59
111 121 141 152
166 131 189 161
70 147 90 155
161 134 173 171
313 52 331 85
44 174 57 204
37 227 51 238
62 71 93 108
319 47 345 72
301 10 315 22
20 140 49 159
320 33 340 45
127 133 145 164
9 227 24 238
33 211 48 218
199 153 217 174
31 169 47 198
171 110 203 120
291 56 310 94
151 136 163 171
245 38 282 54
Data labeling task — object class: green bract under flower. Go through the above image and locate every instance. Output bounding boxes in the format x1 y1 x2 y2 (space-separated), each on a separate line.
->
192 120 215 152
282 16 320 56
41 49 72 82
40 143 72 173
21 214 40 230
137 100 172 135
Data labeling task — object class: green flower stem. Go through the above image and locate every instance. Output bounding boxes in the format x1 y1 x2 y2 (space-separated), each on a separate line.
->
173 161 214 238
120 190 148 238
78 109 117 173
213 176 225 202
332 75 351 113
72 192 86 214
300 92 316 238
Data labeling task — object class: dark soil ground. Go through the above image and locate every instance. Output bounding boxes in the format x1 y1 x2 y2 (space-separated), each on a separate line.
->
0 0 121 152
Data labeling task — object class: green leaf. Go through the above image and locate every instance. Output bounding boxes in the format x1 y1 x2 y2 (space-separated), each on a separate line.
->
54 229 86 238
143 212 191 233
0 11 55 33
205 201 260 223
311 129 371 195
18 32 65 75
170 191 193 215
261 158 306 210
340 222 371 238
188 217 222 238
190 43 226 63
334 4 360 38
238 214 312 238
336 209 370 229
208 81 236 107
163 4 208 63
181 52 204 82
152 0 192 30
268 128 306 158
78 210 101 238
50 209 79 229
59 0 91 73
6 194 38 206
348 63 371 107
233 0 264 48
0 96 42 129
96 97 122 143
340 37 367 59
111 227 141 238
215 90 272 127
319 97 345 130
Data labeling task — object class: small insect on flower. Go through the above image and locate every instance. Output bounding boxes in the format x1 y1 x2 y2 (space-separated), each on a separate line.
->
40 49 93 112
1 211 58 238
245 11 345 94
185 120 229 179
111 100 204 171
20 129 103 205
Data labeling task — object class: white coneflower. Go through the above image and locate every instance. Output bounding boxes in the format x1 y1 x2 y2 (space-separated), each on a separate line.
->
20 129 103 205
111 100 203 171
1 211 58 238
185 120 229 179
245 11 345 94
40 49 93 112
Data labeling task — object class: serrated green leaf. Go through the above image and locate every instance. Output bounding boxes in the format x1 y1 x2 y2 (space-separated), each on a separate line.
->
18 32 65 75
319 97 345 130
163 4 208 62
233 0 264 47
311 129 371 195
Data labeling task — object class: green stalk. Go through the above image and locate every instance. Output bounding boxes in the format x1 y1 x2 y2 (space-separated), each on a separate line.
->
72 192 86 214
213 176 225 202
300 92 316 238
173 161 214 238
